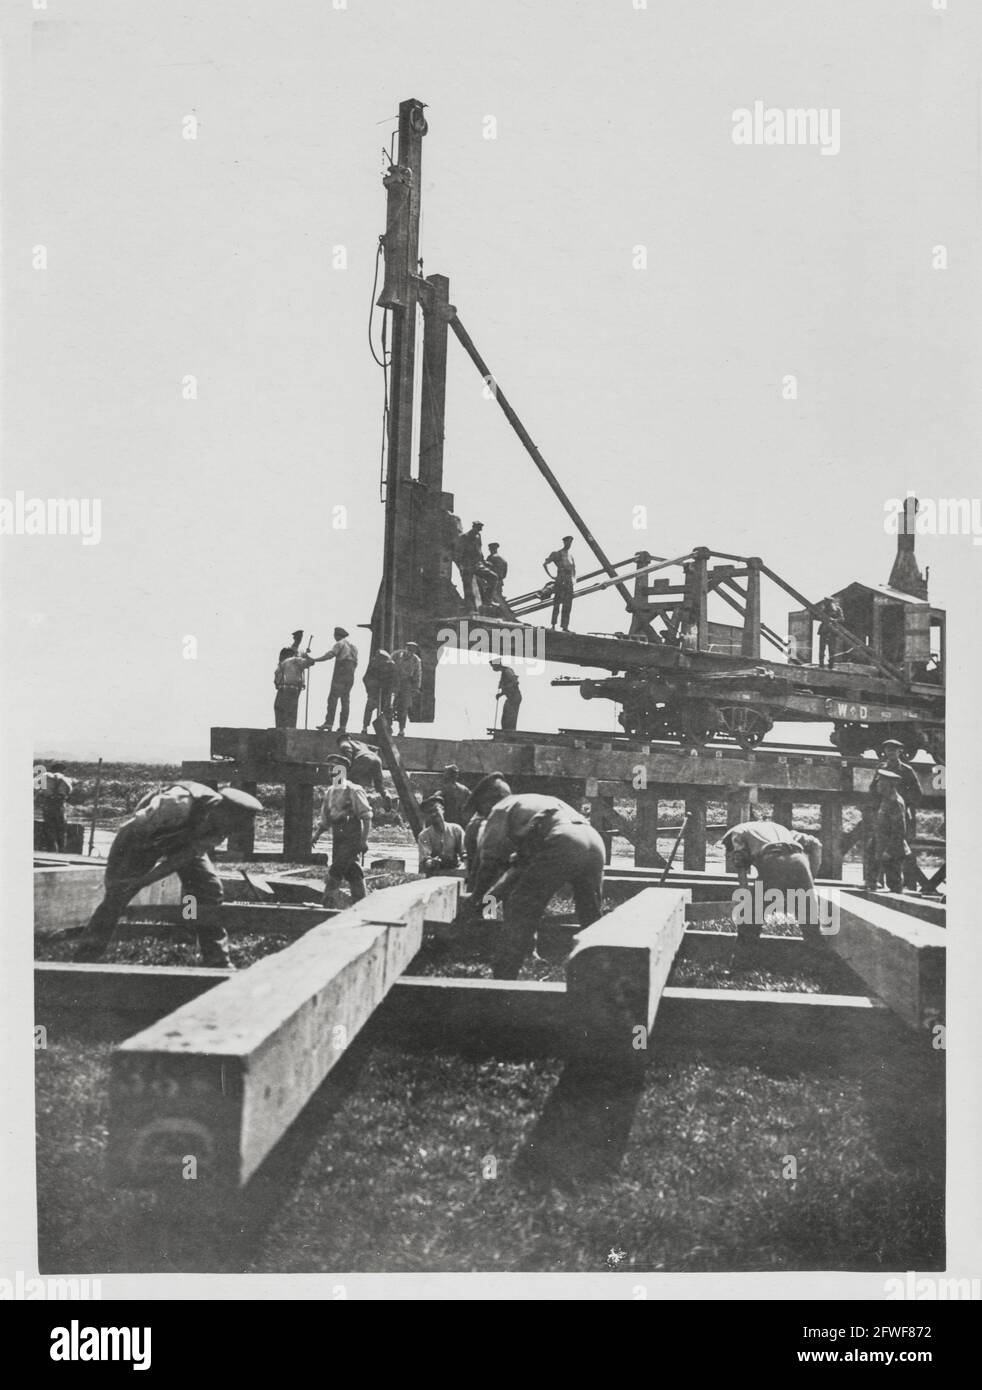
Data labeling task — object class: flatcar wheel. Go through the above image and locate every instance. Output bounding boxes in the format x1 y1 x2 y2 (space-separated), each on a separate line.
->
831 722 868 758
718 705 771 750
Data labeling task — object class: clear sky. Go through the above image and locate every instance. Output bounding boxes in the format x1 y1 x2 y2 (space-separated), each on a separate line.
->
2 0 979 761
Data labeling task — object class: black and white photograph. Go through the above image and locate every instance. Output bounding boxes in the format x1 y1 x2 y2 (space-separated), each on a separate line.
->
3 0 981 1317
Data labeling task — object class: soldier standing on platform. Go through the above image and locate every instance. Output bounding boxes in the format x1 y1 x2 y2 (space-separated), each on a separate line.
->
314 627 359 733
484 542 508 606
273 646 314 729
312 761 373 905
543 535 576 630
490 660 522 731
868 770 910 893
455 521 485 610
817 596 844 668
392 641 422 737
361 648 396 732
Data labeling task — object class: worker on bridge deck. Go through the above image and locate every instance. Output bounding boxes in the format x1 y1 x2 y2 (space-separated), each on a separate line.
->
313 761 372 905
482 542 508 608
466 775 605 979
544 536 576 630
314 627 358 734
274 645 314 729
392 642 422 736
361 648 395 732
74 783 263 967
455 521 485 611
720 817 824 969
490 660 522 731
817 596 844 668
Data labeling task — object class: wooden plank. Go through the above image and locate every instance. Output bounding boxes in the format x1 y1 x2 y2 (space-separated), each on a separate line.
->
683 795 707 870
282 779 314 860
107 878 459 1187
858 891 945 927
817 889 945 1030
634 789 665 867
565 887 689 1060
820 799 843 878
373 715 424 836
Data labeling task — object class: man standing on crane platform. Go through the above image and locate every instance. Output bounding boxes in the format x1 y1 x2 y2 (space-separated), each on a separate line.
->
544 535 576 630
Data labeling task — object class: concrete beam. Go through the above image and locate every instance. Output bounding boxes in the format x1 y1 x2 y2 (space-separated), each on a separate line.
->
36 967 906 1061
817 889 945 1031
565 887 689 1060
107 878 460 1188
34 865 182 938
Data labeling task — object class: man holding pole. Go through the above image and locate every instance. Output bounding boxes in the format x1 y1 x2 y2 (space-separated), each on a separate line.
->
312 761 373 905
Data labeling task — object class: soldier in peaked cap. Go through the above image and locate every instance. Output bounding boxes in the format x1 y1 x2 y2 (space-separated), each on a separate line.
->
865 737 921 889
74 783 263 967
439 764 471 827
461 773 511 892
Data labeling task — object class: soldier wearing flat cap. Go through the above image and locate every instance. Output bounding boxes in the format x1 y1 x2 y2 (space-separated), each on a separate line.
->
465 774 605 978
313 627 359 734
75 782 263 966
543 535 576 630
439 764 471 827
865 737 920 889
313 758 373 904
417 793 465 876
867 768 912 893
391 641 423 737
455 521 485 611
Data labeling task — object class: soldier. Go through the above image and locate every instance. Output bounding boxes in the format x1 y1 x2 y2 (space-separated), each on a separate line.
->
74 783 263 967
416 793 465 876
312 761 373 905
361 648 396 732
37 760 73 852
543 535 576 630
484 542 508 606
720 818 825 967
314 627 359 733
817 596 844 668
392 641 422 736
867 737 920 889
273 645 314 729
439 764 471 826
867 770 910 893
490 660 522 731
336 736 390 809
455 521 485 610
466 774 605 978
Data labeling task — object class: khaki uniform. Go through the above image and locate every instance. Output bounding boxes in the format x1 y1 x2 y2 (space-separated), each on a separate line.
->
471 794 605 978
75 783 231 965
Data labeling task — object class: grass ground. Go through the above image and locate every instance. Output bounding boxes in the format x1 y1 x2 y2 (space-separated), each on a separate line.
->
36 1018 943 1275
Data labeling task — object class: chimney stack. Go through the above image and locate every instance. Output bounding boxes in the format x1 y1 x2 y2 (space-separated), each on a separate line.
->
888 496 928 598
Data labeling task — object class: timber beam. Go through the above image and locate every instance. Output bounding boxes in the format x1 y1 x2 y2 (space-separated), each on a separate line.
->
107 878 460 1188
